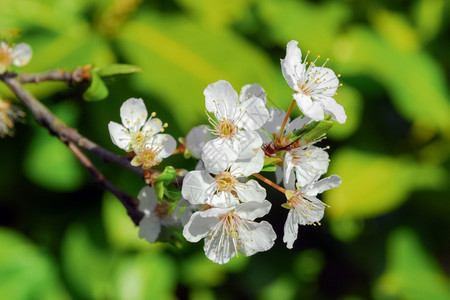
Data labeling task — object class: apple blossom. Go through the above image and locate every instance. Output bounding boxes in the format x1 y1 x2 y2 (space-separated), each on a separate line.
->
283 175 342 249
281 40 346 124
183 200 276 264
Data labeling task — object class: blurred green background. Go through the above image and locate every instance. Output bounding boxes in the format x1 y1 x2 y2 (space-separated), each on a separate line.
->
1 0 450 299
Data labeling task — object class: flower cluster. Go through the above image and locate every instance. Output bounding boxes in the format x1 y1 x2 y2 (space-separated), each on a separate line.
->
108 40 346 264
108 97 176 169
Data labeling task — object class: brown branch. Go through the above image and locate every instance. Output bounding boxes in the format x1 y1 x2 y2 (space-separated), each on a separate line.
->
18 66 91 84
0 72 148 224
0 75 144 177
67 142 144 225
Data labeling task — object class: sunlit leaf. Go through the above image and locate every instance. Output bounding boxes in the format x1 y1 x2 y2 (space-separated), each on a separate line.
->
116 13 286 130
83 72 109 101
257 0 350 53
0 227 67 300
326 148 447 219
176 0 253 29
96 64 141 78
374 228 450 299
333 27 450 135
113 253 177 300
61 223 114 299
181 253 227 287
370 8 419 51
412 0 445 44
328 86 363 140
102 192 156 251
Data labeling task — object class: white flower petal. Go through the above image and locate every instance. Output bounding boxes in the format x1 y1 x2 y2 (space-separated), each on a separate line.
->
181 170 215 205
204 80 238 120
294 196 326 225
235 200 271 220
152 133 177 159
239 221 276 256
235 180 266 203
281 40 305 91
202 138 239 174
138 186 159 211
285 115 312 132
316 95 347 124
236 97 269 130
142 117 163 136
183 210 220 243
186 125 213 159
294 93 324 121
138 214 161 243
11 43 32 66
283 210 300 249
260 107 287 142
234 130 263 160
108 121 131 150
203 226 237 264
309 67 339 97
210 192 239 207
239 83 266 103
120 98 148 131
303 175 342 196
289 146 329 187
230 149 264 177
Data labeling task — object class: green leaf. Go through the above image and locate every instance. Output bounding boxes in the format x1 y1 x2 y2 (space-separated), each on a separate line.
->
292 119 334 142
61 223 115 299
327 86 363 140
176 0 254 29
83 72 109 101
0 227 67 300
154 166 179 202
102 192 155 251
96 64 141 78
113 253 177 300
257 0 350 53
116 14 287 130
326 148 447 220
261 164 276 172
374 228 450 300
333 27 450 135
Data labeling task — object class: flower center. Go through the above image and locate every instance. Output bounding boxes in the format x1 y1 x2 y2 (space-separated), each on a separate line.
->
154 201 170 218
216 172 237 192
297 82 313 96
216 119 237 139
138 147 160 169
287 193 303 208
130 131 147 151
0 47 12 66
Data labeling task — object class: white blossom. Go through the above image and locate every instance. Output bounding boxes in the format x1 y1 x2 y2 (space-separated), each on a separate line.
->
202 80 269 173
138 186 174 243
284 145 329 188
182 150 266 208
283 175 341 249
281 40 346 124
0 42 32 73
108 98 176 168
130 133 176 169
183 200 276 264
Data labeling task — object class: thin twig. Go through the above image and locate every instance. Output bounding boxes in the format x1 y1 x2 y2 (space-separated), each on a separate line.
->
67 142 144 225
18 66 91 84
0 75 145 177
